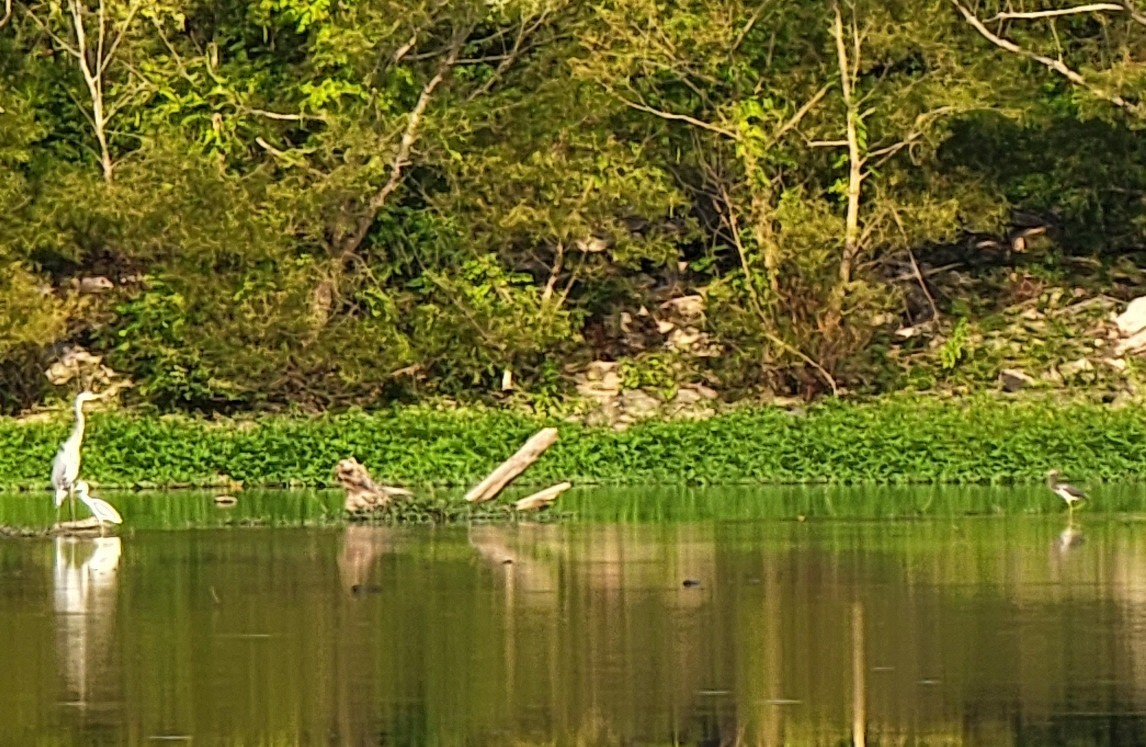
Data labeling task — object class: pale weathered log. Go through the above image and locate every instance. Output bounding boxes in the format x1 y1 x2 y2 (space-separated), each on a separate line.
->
336 457 413 513
514 481 571 512
51 516 108 534
465 427 559 504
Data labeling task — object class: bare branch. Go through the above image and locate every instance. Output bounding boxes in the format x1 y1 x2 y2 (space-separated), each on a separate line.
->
340 29 468 257
98 0 141 77
952 0 1143 116
467 9 551 102
770 84 831 145
1124 1 1146 26
989 3 1123 20
731 3 770 53
541 241 564 303
393 32 419 64
96 0 106 72
19 6 81 55
0 0 11 29
609 88 739 139
66 0 115 183
832 0 863 286
242 107 313 121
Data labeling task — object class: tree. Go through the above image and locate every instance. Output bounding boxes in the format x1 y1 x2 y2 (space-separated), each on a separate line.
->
573 0 980 394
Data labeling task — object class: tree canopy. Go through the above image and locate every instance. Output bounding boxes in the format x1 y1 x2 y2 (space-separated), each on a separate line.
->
2 0 1146 411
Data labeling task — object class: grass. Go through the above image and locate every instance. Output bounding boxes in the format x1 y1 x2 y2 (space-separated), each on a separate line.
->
2 393 1146 490
0 481 1118 533
0 487 573 532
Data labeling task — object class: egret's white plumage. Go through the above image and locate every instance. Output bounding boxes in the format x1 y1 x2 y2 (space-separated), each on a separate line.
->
74 481 123 526
51 392 98 512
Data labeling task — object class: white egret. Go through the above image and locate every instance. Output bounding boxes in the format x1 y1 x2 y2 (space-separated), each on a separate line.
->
51 391 99 520
1046 469 1087 514
74 481 123 530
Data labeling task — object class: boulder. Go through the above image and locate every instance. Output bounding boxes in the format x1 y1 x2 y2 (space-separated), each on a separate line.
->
619 389 661 420
1116 296 1146 336
1059 358 1095 378
1000 368 1035 392
1116 328 1146 356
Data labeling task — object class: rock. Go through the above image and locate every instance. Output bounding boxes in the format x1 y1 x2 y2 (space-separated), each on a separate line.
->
575 237 608 253
576 361 621 400
1116 296 1146 336
76 276 114 294
691 383 719 400
620 389 662 420
44 346 132 398
584 360 617 379
1059 358 1095 377
1000 368 1035 392
1116 328 1146 356
1111 390 1137 408
660 295 706 320
668 326 702 350
1103 357 1128 372
895 323 934 339
656 319 675 334
672 387 703 407
670 384 719 407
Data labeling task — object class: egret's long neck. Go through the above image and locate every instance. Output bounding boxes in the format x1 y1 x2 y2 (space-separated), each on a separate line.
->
68 400 87 446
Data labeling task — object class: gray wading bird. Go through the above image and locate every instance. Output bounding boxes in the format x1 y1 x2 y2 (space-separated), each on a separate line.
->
51 391 99 521
74 481 123 532
1046 469 1088 514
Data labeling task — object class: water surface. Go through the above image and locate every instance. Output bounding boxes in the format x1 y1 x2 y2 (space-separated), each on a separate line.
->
1 510 1145 744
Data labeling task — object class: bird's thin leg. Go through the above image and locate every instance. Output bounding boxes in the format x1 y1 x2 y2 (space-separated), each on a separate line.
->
68 493 75 522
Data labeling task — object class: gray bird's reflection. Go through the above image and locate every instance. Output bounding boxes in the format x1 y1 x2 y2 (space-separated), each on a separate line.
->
53 536 121 710
1055 519 1085 555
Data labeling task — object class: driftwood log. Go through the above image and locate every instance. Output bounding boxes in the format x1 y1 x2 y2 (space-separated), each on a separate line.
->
465 427 559 504
514 481 571 511
51 517 114 535
336 458 413 513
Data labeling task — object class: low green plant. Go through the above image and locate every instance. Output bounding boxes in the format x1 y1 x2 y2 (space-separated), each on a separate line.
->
618 352 682 401
1 394 1145 490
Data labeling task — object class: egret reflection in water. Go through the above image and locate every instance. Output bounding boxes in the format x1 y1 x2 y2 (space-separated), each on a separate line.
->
53 536 122 710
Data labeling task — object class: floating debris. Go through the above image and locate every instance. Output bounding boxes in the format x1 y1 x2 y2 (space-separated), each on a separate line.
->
514 481 571 512
336 458 414 513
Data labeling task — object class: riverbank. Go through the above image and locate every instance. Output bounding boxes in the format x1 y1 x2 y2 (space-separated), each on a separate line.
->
3 393 1144 490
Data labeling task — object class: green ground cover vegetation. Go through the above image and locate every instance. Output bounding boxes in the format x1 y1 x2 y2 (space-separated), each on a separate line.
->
1 395 1143 490
4 2 1146 414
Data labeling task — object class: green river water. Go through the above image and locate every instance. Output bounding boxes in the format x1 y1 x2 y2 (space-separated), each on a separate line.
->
0 486 1144 745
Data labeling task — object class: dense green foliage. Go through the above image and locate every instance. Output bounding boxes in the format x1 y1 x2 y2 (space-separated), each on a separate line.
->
4 1 1146 410
1 396 1144 489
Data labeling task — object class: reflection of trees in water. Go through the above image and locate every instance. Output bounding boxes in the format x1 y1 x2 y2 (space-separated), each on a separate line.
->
327 521 1146 745
53 536 122 715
